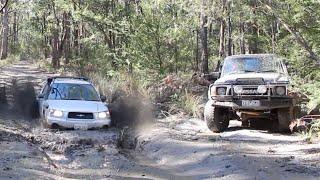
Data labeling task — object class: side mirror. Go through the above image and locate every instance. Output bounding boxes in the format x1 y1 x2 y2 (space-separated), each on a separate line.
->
206 72 220 81
284 61 289 67
100 95 107 102
283 61 291 73
38 94 44 99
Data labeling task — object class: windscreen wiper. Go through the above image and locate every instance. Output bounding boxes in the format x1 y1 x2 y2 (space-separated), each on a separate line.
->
67 98 83 100
51 88 63 99
244 70 257 73
258 70 277 73
86 99 100 101
258 70 286 74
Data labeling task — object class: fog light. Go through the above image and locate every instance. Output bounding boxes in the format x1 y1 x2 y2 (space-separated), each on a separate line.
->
275 86 286 95
217 87 226 95
234 86 243 94
257 85 267 94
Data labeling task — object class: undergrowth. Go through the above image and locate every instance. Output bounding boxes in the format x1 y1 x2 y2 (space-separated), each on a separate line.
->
0 55 20 67
88 72 152 103
177 90 202 118
300 120 320 142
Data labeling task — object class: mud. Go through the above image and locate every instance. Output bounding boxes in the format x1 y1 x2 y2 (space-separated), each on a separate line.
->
0 61 161 179
109 93 154 130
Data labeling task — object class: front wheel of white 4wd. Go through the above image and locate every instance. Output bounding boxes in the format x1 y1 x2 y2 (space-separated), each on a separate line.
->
204 101 230 133
40 118 51 129
277 107 296 133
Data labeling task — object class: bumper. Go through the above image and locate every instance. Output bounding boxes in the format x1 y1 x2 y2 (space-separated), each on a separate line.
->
46 117 111 129
212 98 293 110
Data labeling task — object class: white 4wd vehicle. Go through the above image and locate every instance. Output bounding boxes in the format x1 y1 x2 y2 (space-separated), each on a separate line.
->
204 54 298 133
37 77 111 130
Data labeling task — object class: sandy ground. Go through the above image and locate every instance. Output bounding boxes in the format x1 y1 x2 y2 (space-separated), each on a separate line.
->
131 115 320 179
1 61 320 179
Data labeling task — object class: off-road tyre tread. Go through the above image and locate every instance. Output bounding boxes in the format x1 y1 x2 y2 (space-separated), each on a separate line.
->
204 102 229 133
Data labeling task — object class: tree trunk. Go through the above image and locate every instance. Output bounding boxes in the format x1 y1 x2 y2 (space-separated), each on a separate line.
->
216 20 225 72
239 12 246 54
64 12 71 64
195 29 199 72
73 2 79 56
42 14 49 58
218 10 226 57
227 1 232 56
12 11 18 47
271 20 276 53
216 0 227 72
249 0 259 54
51 28 60 68
199 0 209 74
1 1 9 60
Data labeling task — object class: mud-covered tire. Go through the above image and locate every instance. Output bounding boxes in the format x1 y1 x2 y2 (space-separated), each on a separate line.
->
40 118 50 129
204 101 230 133
277 108 293 132
242 120 249 127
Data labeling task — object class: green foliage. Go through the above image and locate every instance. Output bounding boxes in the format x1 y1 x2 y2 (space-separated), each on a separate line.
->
2 0 320 116
88 71 152 103
301 81 320 112
300 120 320 142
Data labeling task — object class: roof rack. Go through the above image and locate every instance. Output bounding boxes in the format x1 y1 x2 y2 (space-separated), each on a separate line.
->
47 76 90 84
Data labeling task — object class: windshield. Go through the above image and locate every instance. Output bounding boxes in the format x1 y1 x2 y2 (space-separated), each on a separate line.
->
221 56 284 76
48 83 100 101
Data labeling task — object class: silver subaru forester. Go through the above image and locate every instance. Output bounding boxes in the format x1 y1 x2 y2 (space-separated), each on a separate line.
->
37 77 111 130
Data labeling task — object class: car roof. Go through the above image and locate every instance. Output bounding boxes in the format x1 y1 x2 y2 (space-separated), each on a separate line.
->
53 78 91 85
226 54 276 59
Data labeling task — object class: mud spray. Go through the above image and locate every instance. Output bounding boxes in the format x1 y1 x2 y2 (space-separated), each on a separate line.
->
109 90 155 149
0 78 39 121
0 78 154 149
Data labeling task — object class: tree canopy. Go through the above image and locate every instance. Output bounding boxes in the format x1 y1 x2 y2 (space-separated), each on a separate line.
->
0 0 319 81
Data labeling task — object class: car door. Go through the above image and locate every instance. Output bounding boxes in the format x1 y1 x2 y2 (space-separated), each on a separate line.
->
38 82 49 117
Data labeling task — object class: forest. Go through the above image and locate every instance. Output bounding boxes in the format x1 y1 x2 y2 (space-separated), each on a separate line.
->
1 1 320 178
0 0 319 110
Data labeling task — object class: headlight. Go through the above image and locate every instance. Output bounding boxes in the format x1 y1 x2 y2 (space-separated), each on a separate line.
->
233 86 243 94
217 87 227 95
49 109 63 118
275 86 286 95
257 85 267 94
98 111 110 119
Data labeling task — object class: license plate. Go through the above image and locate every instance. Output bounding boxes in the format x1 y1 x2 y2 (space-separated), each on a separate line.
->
242 100 260 107
74 124 88 130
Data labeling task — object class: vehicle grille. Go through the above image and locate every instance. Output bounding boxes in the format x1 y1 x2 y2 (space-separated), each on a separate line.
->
68 112 94 119
235 78 265 85
234 87 269 95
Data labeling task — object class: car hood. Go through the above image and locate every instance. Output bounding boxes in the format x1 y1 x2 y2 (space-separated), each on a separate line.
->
46 100 108 112
215 72 289 84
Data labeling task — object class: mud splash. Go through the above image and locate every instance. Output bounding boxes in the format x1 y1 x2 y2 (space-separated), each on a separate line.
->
0 78 39 120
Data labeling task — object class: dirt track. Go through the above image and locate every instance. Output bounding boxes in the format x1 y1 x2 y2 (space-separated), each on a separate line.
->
1 61 320 179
